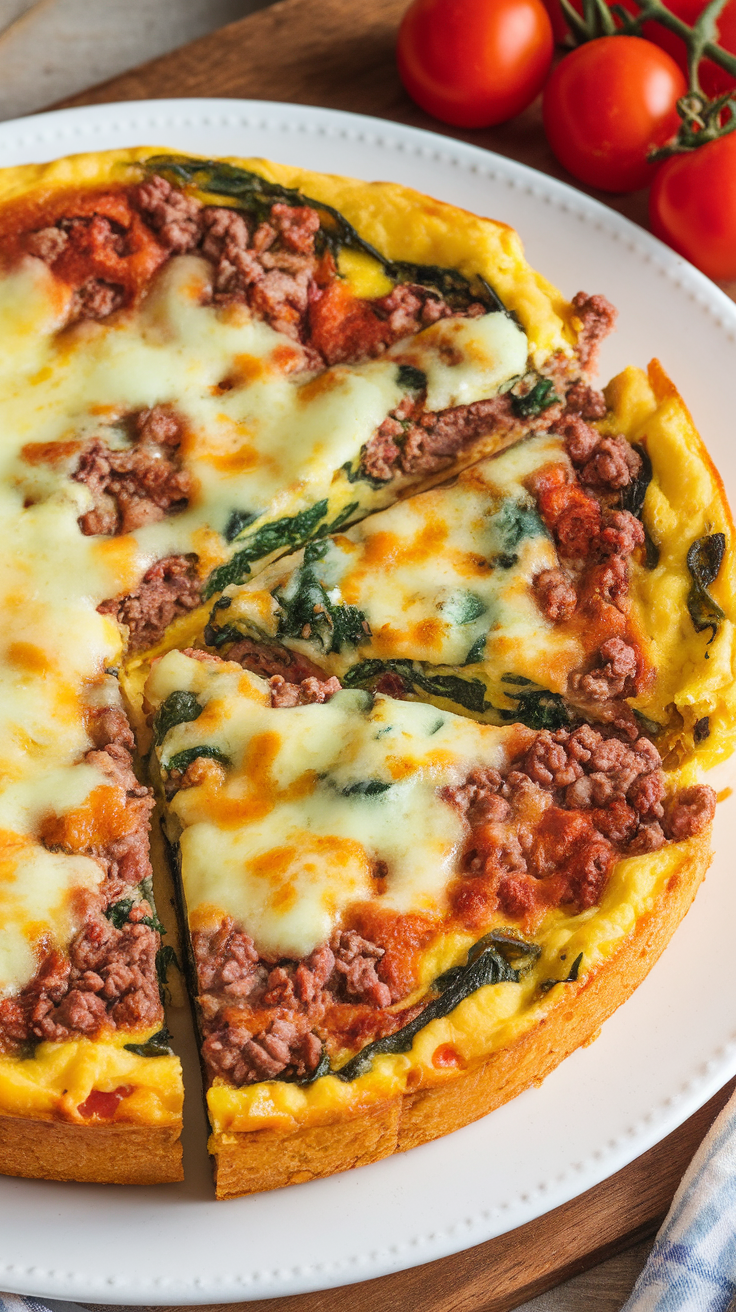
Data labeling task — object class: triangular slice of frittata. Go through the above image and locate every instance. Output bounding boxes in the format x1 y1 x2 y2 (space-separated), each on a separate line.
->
200 362 736 773
145 649 715 1196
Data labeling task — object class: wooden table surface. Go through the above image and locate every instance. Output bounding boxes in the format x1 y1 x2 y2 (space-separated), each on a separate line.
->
40 1 736 1306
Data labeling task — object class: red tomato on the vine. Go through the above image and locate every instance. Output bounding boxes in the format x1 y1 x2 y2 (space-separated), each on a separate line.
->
650 133 736 281
543 0 736 95
543 36 687 191
641 0 736 97
397 0 554 129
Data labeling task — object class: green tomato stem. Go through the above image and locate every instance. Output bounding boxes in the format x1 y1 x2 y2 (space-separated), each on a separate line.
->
557 0 736 80
555 0 736 160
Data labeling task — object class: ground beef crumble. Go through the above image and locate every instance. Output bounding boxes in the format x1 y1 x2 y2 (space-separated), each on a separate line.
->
74 405 192 536
98 553 202 651
521 404 652 708
217 636 330 685
18 195 169 323
268 673 341 706
571 292 618 374
134 175 474 368
17 173 597 391
0 706 163 1055
194 920 402 1087
362 388 562 482
443 726 715 923
360 292 618 483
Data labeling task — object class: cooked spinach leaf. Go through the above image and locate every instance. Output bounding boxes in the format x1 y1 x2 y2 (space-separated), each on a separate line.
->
153 690 203 746
412 671 490 712
441 590 486 626
205 499 331 596
137 877 165 932
620 443 659 569
156 944 180 988
477 274 514 317
620 443 652 520
278 1044 331 1086
204 621 246 649
350 658 572 731
644 534 660 571
496 673 574 730
206 499 359 600
274 539 369 654
386 260 503 312
340 779 393 797
166 745 230 774
105 897 134 929
397 364 427 391
324 501 361 534
106 887 163 933
343 659 490 714
634 710 663 738
146 156 508 314
340 458 389 491
491 499 547 553
139 875 155 906
223 509 260 543
334 931 540 1081
124 1026 174 1058
694 715 711 743
17 1038 40 1060
687 533 726 647
463 633 488 665
539 952 583 994
510 377 559 418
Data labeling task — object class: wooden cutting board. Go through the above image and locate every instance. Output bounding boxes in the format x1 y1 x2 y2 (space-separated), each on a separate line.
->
52 3 736 1305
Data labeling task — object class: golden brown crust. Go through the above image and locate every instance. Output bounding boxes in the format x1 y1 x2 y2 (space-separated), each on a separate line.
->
214 1101 400 1200
0 1115 183 1184
211 832 710 1198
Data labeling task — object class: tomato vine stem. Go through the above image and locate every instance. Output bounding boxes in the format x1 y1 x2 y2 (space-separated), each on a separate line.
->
558 0 736 73
556 0 736 155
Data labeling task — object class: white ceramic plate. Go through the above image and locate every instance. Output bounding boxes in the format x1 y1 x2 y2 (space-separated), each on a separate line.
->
0 98 735 1307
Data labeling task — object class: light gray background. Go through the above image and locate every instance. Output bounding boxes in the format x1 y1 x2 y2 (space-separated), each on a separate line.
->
0 2 660 1306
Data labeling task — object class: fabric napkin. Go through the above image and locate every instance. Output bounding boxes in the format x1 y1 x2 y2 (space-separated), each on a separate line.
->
622 1087 736 1311
0 1298 129 1312
0 1299 100 1312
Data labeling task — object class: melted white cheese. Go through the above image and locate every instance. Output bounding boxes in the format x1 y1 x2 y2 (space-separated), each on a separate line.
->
0 838 102 998
393 312 527 412
7 255 529 567
222 433 585 693
147 654 514 958
0 240 527 994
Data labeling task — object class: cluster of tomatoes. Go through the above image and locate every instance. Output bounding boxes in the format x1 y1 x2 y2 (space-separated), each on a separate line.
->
397 0 736 281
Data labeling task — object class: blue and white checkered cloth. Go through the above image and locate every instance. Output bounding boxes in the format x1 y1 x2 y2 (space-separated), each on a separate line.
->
0 1299 93 1312
2 1093 736 1312
622 1088 736 1311
0 1300 99 1312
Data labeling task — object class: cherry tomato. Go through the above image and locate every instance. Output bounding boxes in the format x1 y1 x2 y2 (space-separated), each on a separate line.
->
649 133 736 280
542 0 736 96
642 0 736 98
543 36 687 191
397 0 554 129
541 0 578 43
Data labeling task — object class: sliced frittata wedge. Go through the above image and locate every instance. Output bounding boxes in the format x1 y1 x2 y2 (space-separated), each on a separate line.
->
145 650 715 1197
200 362 736 773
